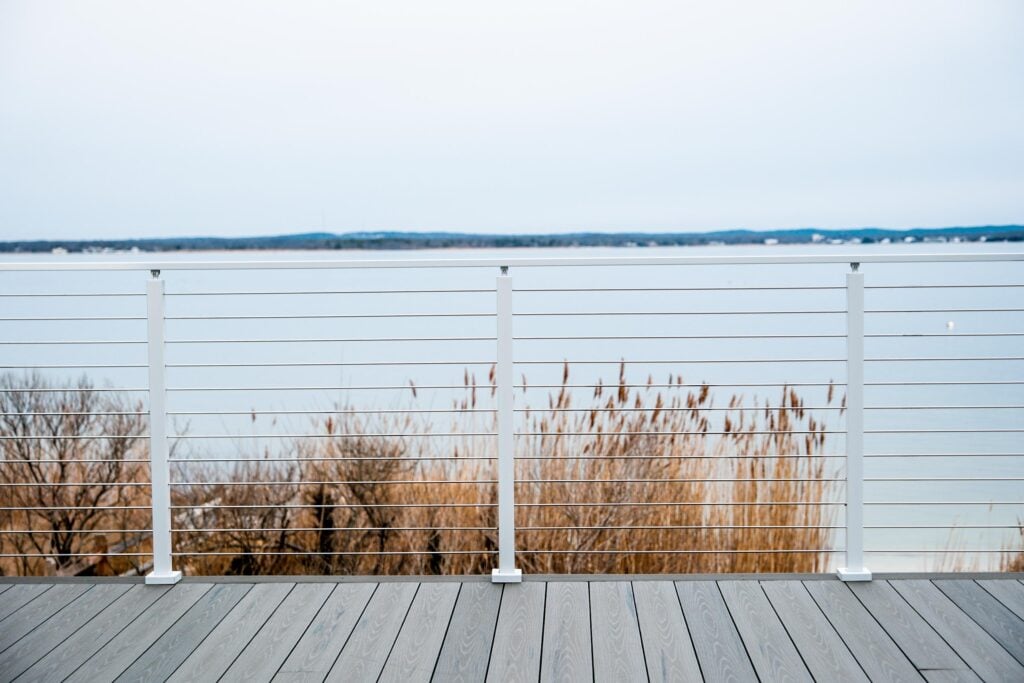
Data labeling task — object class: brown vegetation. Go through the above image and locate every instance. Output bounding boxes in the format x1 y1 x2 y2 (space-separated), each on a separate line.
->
2 365 841 576
0 373 151 576
1001 523 1024 572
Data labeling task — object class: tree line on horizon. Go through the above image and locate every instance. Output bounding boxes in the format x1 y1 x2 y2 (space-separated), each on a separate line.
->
2 225 1022 253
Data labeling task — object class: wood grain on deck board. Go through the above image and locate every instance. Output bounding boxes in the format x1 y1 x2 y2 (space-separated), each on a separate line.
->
325 581 418 682
934 579 1024 665
0 576 1017 683
891 579 1024 682
274 582 376 681
761 580 868 682
64 583 214 683
719 580 810 683
379 581 461 683
166 583 293 683
539 582 592 683
675 581 757 682
221 583 334 683
632 580 702 683
976 579 1024 621
803 580 922 683
849 580 969 673
590 581 648 683
0 583 129 681
0 584 90 654
919 669 983 682
15 584 169 683
486 581 546 683
432 582 503 683
0 585 51 623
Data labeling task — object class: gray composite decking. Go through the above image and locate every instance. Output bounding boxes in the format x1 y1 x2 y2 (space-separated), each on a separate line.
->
1 576 1023 682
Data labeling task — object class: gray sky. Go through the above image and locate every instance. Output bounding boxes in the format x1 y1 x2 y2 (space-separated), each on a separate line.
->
1 1 1022 240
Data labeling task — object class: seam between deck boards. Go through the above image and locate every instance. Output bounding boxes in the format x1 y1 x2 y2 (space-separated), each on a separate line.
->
0 584 53 625
934 579 1024 668
672 580 705 682
320 581 380 679
427 581 464 682
794 581 876 679
221 582 299 680
271 583 339 679
480 583 503 681
1 584 95 657
715 581 760 680
118 583 250 682
975 578 1024 622
862 580 975 677
375 581 421 679
628 581 652 683
3 577 1021 682
758 581 815 680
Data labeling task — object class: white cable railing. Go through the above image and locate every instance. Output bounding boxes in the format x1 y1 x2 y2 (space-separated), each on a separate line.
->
1 252 1022 583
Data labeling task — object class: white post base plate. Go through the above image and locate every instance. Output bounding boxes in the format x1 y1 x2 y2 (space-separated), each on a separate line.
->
491 568 523 584
145 570 183 585
836 567 872 582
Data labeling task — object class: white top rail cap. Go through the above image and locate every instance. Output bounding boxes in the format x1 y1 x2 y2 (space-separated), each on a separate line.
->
1 252 1023 271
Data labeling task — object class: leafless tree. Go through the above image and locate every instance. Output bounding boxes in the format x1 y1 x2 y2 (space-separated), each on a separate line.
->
0 372 148 576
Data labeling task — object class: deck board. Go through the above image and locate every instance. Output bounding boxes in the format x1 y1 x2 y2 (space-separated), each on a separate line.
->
849 579 970 674
976 579 1024 621
934 579 1024 665
676 580 758 682
632 580 702 682
890 579 1024 681
379 581 460 683
486 582 545 683
67 582 217 683
539 581 592 682
803 580 922 682
325 581 418 682
761 580 868 682
166 583 292 683
919 669 982 682
590 581 647 682
16 584 169 683
719 580 811 682
222 583 334 682
432 582 503 683
274 582 376 682
0 584 51 622
0 575 1019 682
0 583 129 681
0 584 91 654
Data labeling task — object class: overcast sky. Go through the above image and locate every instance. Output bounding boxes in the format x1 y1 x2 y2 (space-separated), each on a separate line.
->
1 1 1022 240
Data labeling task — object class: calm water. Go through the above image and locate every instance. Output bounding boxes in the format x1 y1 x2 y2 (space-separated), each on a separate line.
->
2 242 1022 571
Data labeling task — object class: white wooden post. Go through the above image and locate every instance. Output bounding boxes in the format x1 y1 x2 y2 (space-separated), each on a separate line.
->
492 266 522 582
838 263 871 581
145 271 182 584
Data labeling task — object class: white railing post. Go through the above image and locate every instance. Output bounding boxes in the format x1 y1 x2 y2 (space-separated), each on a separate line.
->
492 266 522 582
145 271 182 585
838 263 871 581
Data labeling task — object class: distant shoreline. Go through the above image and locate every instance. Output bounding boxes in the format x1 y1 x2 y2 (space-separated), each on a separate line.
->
2 225 1021 254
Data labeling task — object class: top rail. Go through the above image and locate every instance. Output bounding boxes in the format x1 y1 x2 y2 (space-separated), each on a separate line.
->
1 252 1024 271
